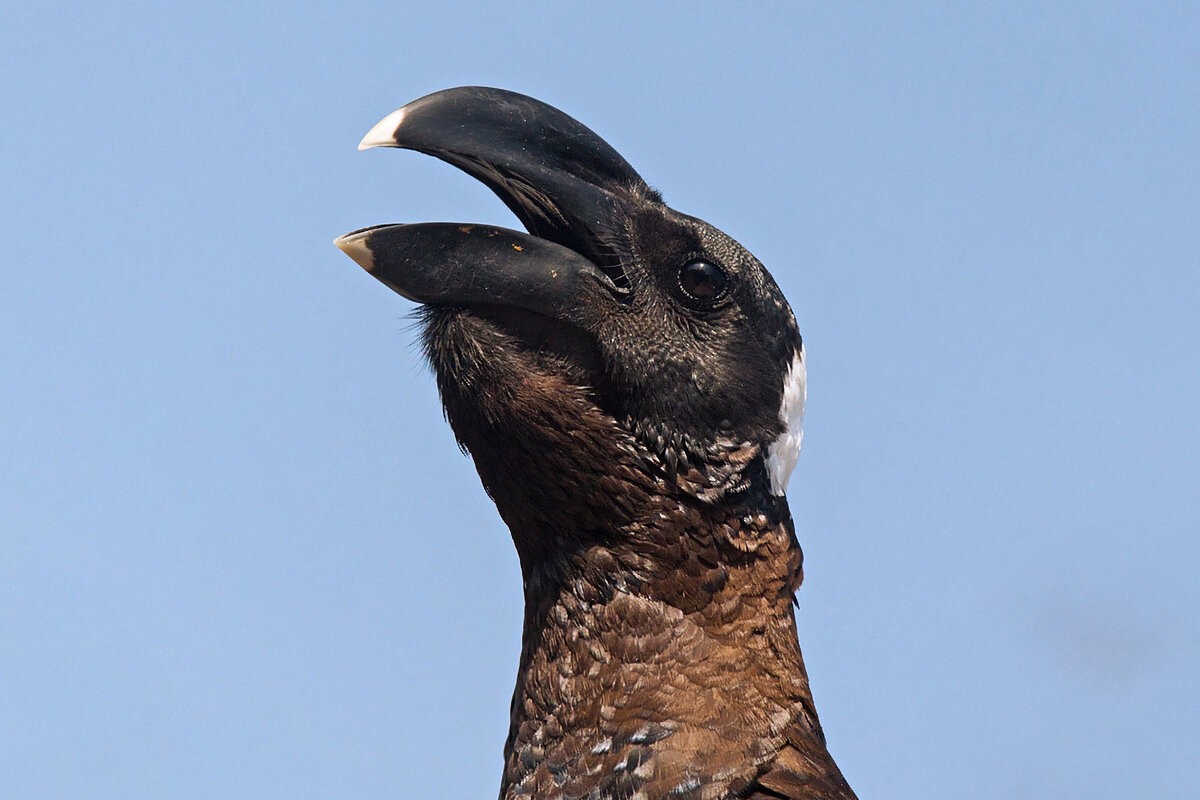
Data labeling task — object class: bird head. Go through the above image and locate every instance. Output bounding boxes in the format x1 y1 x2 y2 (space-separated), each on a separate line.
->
336 88 805 529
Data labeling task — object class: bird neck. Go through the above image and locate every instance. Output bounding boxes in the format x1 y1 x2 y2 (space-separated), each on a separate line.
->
499 497 837 800
424 328 849 796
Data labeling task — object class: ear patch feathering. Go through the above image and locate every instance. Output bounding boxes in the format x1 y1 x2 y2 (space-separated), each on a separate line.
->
767 346 807 496
336 87 856 800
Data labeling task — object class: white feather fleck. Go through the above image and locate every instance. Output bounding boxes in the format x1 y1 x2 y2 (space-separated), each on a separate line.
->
766 346 806 496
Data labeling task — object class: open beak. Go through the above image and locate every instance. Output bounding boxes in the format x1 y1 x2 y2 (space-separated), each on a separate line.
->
336 87 651 311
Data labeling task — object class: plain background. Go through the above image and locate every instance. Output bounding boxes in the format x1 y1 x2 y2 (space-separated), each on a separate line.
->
3 3 1197 798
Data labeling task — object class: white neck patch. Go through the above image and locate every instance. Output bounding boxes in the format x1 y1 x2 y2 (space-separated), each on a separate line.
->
766 346 806 496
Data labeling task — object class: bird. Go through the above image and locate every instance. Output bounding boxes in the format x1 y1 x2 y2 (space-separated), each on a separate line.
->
335 87 856 800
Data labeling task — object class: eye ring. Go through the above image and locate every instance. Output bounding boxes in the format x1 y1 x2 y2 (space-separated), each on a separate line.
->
677 259 730 304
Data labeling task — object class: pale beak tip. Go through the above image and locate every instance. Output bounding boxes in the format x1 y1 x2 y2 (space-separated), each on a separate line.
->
334 231 376 272
357 107 407 151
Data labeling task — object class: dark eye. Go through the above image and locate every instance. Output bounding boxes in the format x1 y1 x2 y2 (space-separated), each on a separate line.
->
678 260 729 303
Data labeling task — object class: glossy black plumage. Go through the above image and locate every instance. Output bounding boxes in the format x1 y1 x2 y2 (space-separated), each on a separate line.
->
337 87 855 800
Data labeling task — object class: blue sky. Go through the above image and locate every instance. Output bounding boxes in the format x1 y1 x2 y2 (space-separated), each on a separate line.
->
2 3 1197 798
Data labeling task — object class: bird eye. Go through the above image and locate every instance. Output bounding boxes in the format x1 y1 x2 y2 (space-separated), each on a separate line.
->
678 260 729 303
